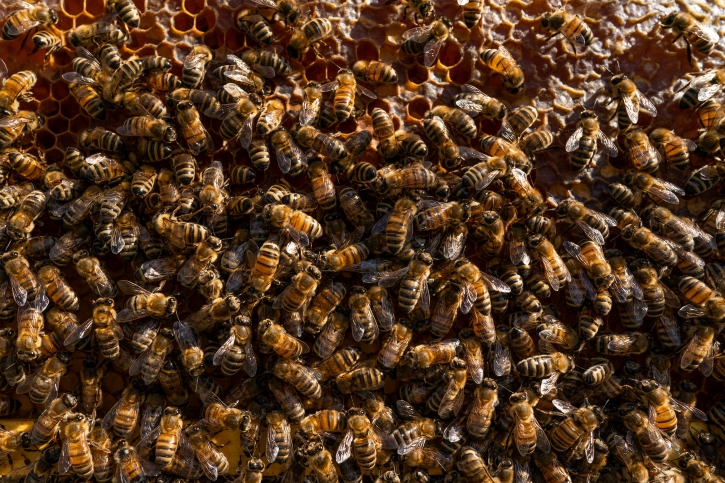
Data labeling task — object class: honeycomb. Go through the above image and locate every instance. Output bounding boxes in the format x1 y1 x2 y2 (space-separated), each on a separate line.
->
0 0 724 478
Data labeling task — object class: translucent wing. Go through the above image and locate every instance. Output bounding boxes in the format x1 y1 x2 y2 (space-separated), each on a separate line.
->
576 220 606 245
213 331 236 366
510 239 531 266
552 399 577 414
63 72 99 86
5 14 39 36
243 336 257 377
419 279 430 312
362 266 410 287
141 406 164 439
101 398 122 430
540 372 559 395
533 417 551 453
184 52 209 70
565 127 584 152
597 131 619 156
64 317 94 346
480 271 511 293
402 24 433 41
540 256 560 292
493 342 510 377
336 430 354 463
300 96 320 126
266 423 280 463
424 39 444 67
247 0 280 9
636 91 657 117
679 304 706 319
58 437 71 474
173 320 201 356
7 273 27 307
621 95 639 124
698 83 723 102
357 85 377 99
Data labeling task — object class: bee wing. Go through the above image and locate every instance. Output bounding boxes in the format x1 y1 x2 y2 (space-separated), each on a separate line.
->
362 266 410 287
533 416 551 453
457 146 490 161
5 14 40 36
0 115 33 128
356 84 377 99
509 239 531 266
212 331 236 366
380 325 405 368
300 97 320 126
456 99 486 112
644 184 681 204
117 280 151 296
444 422 465 442
624 298 647 326
64 317 94 346
116 307 152 324
443 229 466 260
398 435 427 455
567 274 585 306
184 52 209 70
460 281 476 314
607 334 635 352
193 440 220 481
6 273 27 307
275 143 293 174
247 0 280 9
585 430 595 463
480 271 511 293
396 399 423 420
372 291 395 331
540 372 559 395
58 437 72 474
174 320 200 355
539 256 560 292
336 430 354 463
424 39 444 67
373 425 398 450
575 220 606 245
565 127 584 152
493 342 511 376
419 279 431 312
129 350 150 377
701 342 714 377
669 396 708 421
635 91 657 117
627 143 656 170
352 303 378 342
266 422 280 463
621 95 639 124
402 24 433 41
552 399 577 414
101 397 123 430
466 346 483 385
678 303 706 319
697 83 723 102
461 84 486 96
648 360 670 388
239 115 255 150
110 223 126 255
136 424 162 450
243 337 258 377
14 365 39 394
140 406 163 439
63 72 99 86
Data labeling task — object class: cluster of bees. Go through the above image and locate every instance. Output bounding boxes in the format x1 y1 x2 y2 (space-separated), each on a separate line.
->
0 0 723 483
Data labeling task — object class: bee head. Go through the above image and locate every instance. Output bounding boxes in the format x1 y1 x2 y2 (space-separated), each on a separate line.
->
258 318 274 335
57 351 73 365
61 393 78 408
164 406 181 417
660 12 676 29
618 403 636 416
131 379 146 391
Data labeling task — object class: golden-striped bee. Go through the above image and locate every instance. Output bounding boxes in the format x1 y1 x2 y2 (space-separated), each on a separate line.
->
479 46 525 95
257 98 286 135
321 69 377 122
0 62 37 116
32 30 62 63
0 111 45 147
107 0 140 27
454 84 508 126
262 203 323 245
241 49 292 77
566 110 618 170
352 60 398 83
648 127 697 170
2 1 58 41
236 9 274 45
182 45 213 88
287 18 334 60
608 70 658 130
375 162 439 194
678 69 725 109
619 404 669 463
299 81 323 126
402 17 453 67
623 170 685 205
293 125 348 160
16 351 72 405
371 107 400 159
176 100 213 155
508 391 551 456
68 22 130 47
539 2 595 53
337 407 397 471
661 11 720 65
117 115 177 143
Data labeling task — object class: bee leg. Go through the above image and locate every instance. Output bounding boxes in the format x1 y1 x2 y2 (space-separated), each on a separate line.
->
543 32 560 43
685 40 694 67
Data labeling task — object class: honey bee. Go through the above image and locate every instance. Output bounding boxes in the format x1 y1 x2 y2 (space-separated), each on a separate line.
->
376 318 414 370
0 111 44 147
622 224 701 268
2 250 46 307
213 319 257 377
270 127 308 176
287 18 334 60
678 324 716 376
58 413 93 480
678 69 725 110
273 359 322 399
648 127 697 171
176 100 213 155
182 45 213 88
0 60 37 115
6 189 47 241
508 391 551 456
178 236 223 288
320 69 377 123
592 332 651 355
117 115 177 143
186 423 229 480
532 451 571 483
114 280 177 323
565 110 618 171
661 11 720 65
608 70 658 130
127 328 175 385
114 439 160 483
539 2 596 53
336 407 397 471
351 60 398 84
454 84 508 125
274 264 321 315
402 17 452 67
516 352 575 394
263 203 323 245
1 2 58 41
549 400 600 461
102 379 146 439
257 319 310 359
527 235 570 291
619 404 669 463
265 410 292 464
29 393 77 445
236 9 274 45
16 351 71 405
68 22 130 47
479 46 525 95
79 126 126 151
153 212 210 249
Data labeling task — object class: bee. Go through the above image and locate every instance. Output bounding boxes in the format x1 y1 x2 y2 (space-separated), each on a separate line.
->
102 379 146 439
402 17 453 67
58 413 93 479
265 410 292 464
457 446 496 483
181 45 213 88
539 3 595 53
0 63 38 113
236 9 274 45
679 324 716 376
378 319 415 370
258 319 310 359
273 359 322 399
320 69 377 123
508 391 551 456
392 400 442 454
532 451 571 483
176 100 213 155
0 111 44 147
621 224 693 267
287 18 334 60
78 126 126 151
368 251 434 313
241 49 292 77
479 46 525 95
117 115 177 144
16 351 71 405
254 98 286 137
63 298 118 362
263 203 323 244
566 110 618 170
525 235 569 292
429 281 468 338
68 22 130 47
549 399 600 462
516 352 575 394
319 230 370 273
274 264 321 316
28 393 76 445
351 60 398 84
309 447 338 483
592 332 651 355
213 319 257 377
1 1 58 41
270 127 308 177
294 126 348 162
375 163 439 195
619 404 669 463
370 195 419 255
661 11 720 65
114 439 160 483
313 307 350 358
678 69 725 109
608 71 658 130
2 250 46 307
648 127 697 171
648 206 715 250
336 407 397 471
7 189 47 241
